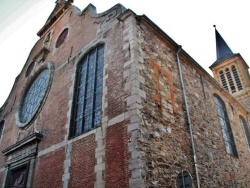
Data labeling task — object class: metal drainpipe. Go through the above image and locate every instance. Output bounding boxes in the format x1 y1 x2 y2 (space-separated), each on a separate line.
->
176 46 201 188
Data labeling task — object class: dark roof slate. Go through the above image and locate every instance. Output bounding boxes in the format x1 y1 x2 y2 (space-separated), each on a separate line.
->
210 28 236 68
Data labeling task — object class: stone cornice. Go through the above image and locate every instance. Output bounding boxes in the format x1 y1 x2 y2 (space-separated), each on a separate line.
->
2 132 43 156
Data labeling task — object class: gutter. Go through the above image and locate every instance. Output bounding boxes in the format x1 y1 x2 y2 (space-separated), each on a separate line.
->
176 46 201 188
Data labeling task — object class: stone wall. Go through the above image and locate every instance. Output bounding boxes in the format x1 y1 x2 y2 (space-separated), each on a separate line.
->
238 96 250 112
136 17 250 187
136 20 195 187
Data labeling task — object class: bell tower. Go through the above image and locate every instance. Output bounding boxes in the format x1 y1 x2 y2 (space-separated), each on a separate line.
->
210 26 250 111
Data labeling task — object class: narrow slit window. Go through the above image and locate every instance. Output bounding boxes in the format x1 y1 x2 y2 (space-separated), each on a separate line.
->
0 120 4 139
225 68 236 93
70 45 104 137
213 94 238 157
219 71 229 91
232 66 243 91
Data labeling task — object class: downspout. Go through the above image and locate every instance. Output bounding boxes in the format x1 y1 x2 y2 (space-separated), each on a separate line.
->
176 46 200 188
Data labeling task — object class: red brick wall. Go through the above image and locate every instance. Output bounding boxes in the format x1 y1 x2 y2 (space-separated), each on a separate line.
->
33 148 65 188
106 122 130 188
69 134 96 188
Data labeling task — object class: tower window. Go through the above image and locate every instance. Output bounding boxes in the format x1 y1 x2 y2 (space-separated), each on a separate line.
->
219 71 229 91
240 116 250 150
232 66 243 91
225 68 236 93
213 94 238 157
70 45 104 137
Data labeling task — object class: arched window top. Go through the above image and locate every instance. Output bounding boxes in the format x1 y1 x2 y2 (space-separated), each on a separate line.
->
240 115 247 126
213 94 225 108
219 70 223 74
213 94 238 157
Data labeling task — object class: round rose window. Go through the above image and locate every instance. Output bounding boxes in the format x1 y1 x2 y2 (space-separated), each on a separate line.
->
19 69 50 123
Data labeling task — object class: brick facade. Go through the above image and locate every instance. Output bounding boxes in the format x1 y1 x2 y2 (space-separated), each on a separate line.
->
1 1 250 188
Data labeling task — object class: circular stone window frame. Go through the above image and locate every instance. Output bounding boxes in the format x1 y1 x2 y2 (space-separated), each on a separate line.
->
15 62 54 129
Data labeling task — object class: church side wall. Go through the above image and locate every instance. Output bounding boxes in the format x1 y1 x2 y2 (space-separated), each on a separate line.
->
180 56 250 187
137 22 196 187
137 20 250 187
238 96 250 113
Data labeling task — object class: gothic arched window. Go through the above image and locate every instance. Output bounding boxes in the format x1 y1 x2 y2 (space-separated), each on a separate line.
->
240 116 250 150
213 94 238 157
70 45 104 137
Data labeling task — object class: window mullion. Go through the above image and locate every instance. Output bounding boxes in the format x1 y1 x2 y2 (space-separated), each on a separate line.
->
81 55 89 134
91 48 98 129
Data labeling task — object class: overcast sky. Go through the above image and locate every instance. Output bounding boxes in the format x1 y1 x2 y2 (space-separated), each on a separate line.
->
1 0 250 106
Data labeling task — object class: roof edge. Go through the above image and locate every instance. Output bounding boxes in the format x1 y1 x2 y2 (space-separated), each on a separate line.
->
136 14 248 113
209 53 249 69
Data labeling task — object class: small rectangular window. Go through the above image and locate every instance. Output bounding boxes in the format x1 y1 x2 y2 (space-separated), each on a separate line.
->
5 163 29 188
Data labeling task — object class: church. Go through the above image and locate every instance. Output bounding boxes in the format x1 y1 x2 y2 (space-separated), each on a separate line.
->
1 1 250 187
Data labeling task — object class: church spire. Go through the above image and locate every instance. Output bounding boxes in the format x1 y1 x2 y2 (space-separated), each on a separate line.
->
209 26 235 68
214 25 234 61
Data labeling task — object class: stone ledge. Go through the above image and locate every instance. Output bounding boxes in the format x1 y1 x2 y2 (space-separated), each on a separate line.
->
2 132 43 156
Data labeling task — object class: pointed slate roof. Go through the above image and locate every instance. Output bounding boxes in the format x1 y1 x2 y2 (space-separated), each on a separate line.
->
210 27 236 68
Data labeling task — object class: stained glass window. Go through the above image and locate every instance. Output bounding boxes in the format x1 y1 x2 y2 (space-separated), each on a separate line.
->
213 94 238 157
240 116 250 150
19 69 50 123
70 45 104 137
